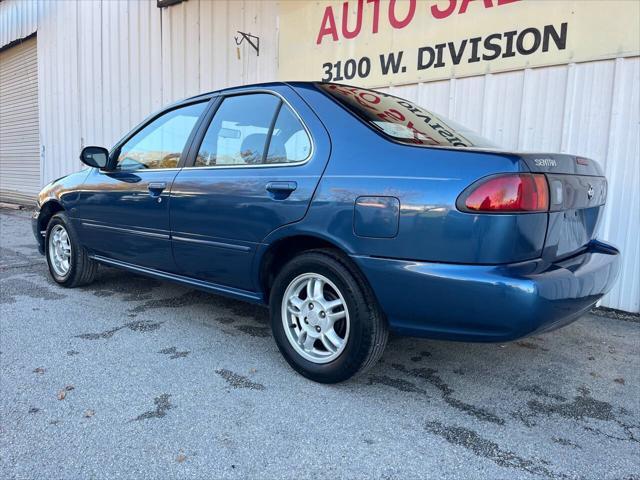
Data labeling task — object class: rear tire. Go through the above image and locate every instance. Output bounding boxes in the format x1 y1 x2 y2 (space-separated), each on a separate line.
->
45 212 97 287
269 249 387 383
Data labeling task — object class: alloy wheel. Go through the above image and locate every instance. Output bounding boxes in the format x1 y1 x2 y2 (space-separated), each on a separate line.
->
48 224 72 277
281 272 350 364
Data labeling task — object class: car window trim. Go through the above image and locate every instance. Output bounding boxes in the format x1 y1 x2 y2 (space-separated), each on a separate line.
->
182 96 223 170
262 100 283 164
105 97 215 173
183 89 314 170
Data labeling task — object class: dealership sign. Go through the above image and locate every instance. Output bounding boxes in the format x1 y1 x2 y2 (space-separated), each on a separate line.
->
278 0 640 87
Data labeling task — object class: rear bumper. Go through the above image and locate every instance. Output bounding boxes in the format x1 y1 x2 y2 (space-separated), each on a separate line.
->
351 240 620 342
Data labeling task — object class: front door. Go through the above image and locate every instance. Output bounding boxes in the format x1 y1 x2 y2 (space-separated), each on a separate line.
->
170 87 330 291
75 101 209 270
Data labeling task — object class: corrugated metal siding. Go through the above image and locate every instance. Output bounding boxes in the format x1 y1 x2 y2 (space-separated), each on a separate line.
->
0 36 40 203
1 0 638 312
601 59 640 313
36 0 81 185
381 57 640 312
35 0 278 183
0 0 37 49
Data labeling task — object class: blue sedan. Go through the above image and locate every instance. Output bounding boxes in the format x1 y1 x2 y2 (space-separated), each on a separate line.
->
32 82 620 383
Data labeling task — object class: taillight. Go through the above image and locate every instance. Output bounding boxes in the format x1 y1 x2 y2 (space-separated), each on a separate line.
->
458 174 549 213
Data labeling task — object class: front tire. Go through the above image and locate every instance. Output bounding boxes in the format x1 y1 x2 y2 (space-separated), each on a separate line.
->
270 249 388 383
45 212 97 287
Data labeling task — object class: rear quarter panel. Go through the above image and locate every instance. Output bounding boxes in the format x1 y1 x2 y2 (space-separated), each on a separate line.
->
282 84 547 265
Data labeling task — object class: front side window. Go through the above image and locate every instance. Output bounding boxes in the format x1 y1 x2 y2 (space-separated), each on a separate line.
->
195 93 311 167
116 102 207 170
317 83 496 148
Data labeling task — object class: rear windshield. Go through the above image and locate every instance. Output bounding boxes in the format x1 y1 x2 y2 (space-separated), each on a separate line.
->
317 83 496 148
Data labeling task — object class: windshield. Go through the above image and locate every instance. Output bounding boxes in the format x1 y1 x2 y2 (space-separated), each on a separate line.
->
317 83 497 149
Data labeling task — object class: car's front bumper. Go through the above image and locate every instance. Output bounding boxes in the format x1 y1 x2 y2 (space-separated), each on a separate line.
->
351 240 620 342
31 208 45 254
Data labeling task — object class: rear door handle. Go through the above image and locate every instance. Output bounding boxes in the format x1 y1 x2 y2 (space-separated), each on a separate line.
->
266 181 297 193
148 182 167 197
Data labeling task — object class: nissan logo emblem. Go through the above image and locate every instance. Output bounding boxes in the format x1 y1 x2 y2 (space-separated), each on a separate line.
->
587 184 594 200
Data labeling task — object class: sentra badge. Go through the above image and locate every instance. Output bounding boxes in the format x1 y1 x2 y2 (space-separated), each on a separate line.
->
533 158 557 167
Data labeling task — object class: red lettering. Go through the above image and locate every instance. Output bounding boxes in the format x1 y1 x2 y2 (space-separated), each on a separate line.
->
316 6 339 44
319 0 521 43
367 0 381 34
377 109 403 122
431 0 456 19
354 96 378 110
388 0 416 29
432 0 511 19
385 108 405 121
342 0 364 39
459 0 495 14
329 85 378 110
328 85 354 97
406 121 436 143
358 91 381 104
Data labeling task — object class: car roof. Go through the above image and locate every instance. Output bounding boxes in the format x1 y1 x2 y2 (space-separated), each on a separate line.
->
181 81 320 103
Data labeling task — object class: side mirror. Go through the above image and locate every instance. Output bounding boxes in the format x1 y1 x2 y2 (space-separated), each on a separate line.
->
80 146 109 169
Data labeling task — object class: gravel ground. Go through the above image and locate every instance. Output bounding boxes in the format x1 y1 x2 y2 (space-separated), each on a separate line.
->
1 208 639 480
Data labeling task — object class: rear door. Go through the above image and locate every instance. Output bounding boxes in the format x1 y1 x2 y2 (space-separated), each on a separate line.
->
169 86 330 291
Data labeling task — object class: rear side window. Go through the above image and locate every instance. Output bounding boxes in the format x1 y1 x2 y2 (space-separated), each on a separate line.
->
195 93 311 167
317 83 495 148
266 104 312 163
116 102 207 170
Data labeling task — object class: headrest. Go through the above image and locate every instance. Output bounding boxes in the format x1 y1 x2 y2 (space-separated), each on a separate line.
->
240 133 268 164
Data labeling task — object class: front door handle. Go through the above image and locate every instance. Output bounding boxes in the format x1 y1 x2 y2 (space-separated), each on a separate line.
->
148 182 167 197
266 181 297 193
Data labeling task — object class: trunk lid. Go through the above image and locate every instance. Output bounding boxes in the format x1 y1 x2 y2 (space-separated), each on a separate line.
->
519 153 607 261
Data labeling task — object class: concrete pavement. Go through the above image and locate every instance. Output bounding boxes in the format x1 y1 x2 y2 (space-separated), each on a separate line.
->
1 208 638 479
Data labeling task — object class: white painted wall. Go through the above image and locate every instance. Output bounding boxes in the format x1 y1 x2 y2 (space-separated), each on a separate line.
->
1 0 638 312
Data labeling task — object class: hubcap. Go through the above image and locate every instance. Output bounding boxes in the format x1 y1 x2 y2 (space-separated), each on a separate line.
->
281 273 350 364
48 224 71 277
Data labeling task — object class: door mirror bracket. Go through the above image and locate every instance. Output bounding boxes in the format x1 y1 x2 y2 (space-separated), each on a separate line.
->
80 146 110 169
